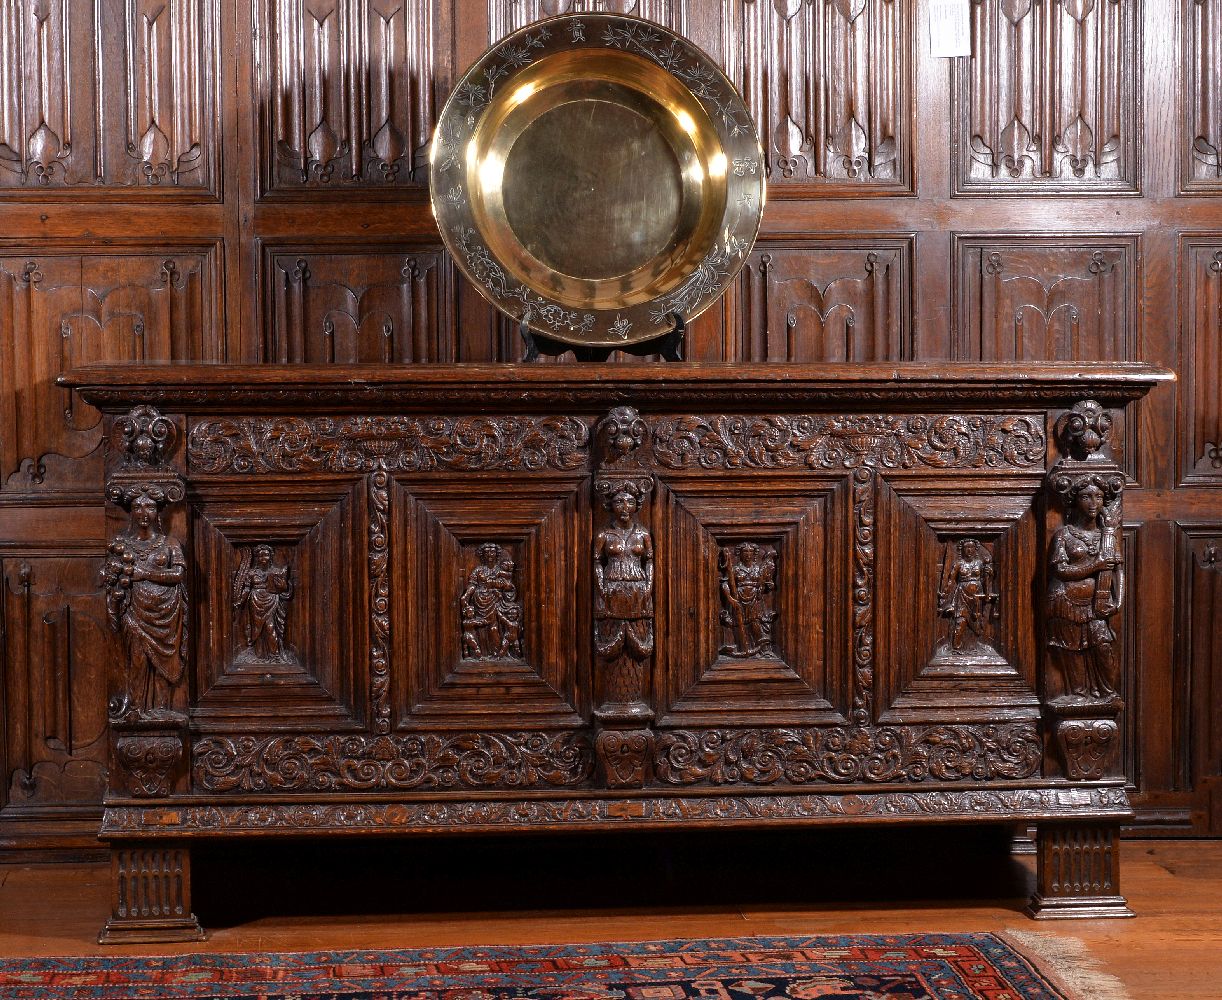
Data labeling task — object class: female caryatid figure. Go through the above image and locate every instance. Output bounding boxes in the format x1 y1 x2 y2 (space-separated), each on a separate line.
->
101 487 188 718
1047 477 1125 702
233 544 294 663
593 483 654 709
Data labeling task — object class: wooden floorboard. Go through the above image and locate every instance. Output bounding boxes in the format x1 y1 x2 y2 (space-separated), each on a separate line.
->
1 833 1219 999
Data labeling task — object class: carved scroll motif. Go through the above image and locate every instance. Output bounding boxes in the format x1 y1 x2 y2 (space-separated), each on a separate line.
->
232 546 295 665
651 414 1046 471
591 406 656 787
653 724 1043 786
368 453 392 735
719 542 778 657
193 732 593 792
850 467 875 726
460 543 523 660
114 735 183 797
188 415 590 474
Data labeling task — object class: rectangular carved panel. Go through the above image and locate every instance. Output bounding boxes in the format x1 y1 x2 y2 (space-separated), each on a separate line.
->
1182 237 1222 483
0 249 219 496
1178 530 1222 811
1185 0 1222 191
954 0 1138 195
727 0 911 192
0 0 218 195
490 0 686 41
2 557 111 813
955 238 1136 362
262 245 453 362
258 0 443 194
737 239 912 361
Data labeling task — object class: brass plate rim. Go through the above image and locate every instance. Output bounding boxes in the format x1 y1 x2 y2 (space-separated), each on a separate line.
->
430 13 765 349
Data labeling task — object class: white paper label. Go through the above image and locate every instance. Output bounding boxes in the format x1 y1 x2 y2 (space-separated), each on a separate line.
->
929 0 971 58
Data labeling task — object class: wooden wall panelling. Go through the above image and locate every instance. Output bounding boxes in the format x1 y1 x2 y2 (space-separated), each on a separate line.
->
490 0 688 41
953 0 1140 195
725 0 912 193
0 0 219 196
1177 527 1222 831
256 0 452 195
0 556 111 817
1184 0 1222 192
0 247 221 496
260 242 454 362
1181 236 1222 484
737 238 913 361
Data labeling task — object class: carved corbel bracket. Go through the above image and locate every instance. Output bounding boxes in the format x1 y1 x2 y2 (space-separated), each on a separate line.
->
111 716 188 798
592 406 657 788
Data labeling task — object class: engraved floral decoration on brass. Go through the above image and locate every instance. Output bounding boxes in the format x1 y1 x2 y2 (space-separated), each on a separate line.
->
430 13 764 347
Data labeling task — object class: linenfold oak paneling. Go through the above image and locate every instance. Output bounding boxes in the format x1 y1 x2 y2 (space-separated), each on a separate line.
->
1 0 1220 854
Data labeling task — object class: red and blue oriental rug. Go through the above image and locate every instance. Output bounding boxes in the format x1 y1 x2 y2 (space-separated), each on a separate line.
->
0 934 1084 1000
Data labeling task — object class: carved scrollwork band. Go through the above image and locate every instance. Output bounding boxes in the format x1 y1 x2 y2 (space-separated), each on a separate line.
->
187 415 591 474
102 785 1132 836
651 414 1046 471
192 733 593 792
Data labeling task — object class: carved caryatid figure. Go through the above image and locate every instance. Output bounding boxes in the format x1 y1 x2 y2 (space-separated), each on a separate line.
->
719 542 777 657
593 483 655 707
938 538 998 653
1047 476 1124 703
460 543 523 659
233 545 294 664
101 486 188 719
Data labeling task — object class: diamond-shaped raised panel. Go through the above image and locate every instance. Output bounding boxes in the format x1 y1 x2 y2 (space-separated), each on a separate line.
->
394 479 585 727
875 479 1041 723
654 478 847 726
191 483 367 730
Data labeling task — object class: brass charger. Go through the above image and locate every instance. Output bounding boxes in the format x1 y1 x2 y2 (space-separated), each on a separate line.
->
430 13 765 350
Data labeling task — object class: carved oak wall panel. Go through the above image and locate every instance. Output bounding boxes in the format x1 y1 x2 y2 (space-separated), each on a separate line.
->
1185 0 1222 192
490 0 687 40
724 0 909 192
257 0 448 195
1177 529 1222 830
953 0 1139 195
1181 237 1222 484
0 0 219 195
191 484 368 730
955 238 1136 363
0 250 220 496
737 240 912 361
262 245 453 363
1 557 111 814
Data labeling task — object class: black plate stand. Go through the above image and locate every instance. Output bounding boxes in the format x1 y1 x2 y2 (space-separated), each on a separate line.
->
520 314 685 363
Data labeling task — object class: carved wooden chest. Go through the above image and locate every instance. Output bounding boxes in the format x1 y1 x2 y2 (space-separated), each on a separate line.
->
61 362 1169 942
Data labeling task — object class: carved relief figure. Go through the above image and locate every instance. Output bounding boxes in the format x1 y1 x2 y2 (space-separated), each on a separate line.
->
101 487 188 719
937 538 998 653
593 483 654 706
233 545 295 664
1047 477 1124 703
460 543 523 659
719 542 777 657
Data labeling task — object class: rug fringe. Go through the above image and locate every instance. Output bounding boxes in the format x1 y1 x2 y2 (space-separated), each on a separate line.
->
1000 929 1132 1000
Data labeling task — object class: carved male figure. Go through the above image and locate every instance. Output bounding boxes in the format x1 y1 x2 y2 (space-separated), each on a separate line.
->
593 484 654 706
101 487 188 718
460 542 522 659
938 537 998 652
719 542 777 657
1047 478 1124 702
233 544 294 663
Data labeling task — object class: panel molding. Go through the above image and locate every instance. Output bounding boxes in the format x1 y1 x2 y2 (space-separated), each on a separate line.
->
1180 235 1222 485
1184 0 1222 192
953 0 1140 195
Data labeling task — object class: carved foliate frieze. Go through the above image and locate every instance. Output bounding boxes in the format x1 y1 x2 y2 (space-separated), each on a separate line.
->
103 785 1132 835
651 414 1046 471
369 462 392 735
719 542 778 657
232 546 295 665
850 467 876 725
460 543 523 660
188 416 590 474
653 724 1043 786
192 732 593 792
114 735 183 797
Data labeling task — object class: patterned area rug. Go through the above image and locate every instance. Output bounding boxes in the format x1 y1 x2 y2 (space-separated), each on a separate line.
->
0 934 1075 999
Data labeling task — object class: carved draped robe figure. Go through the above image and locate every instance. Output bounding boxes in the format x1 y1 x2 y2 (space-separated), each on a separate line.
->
1047 482 1124 702
594 487 654 705
938 538 997 651
103 492 188 717
233 545 293 663
720 542 777 657
461 543 522 658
